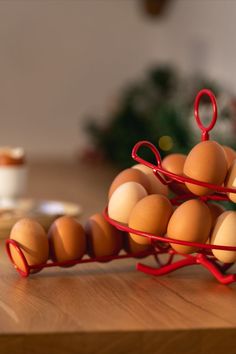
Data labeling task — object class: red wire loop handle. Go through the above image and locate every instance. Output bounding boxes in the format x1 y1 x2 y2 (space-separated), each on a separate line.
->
194 89 217 141
132 140 168 185
6 239 30 277
132 140 162 169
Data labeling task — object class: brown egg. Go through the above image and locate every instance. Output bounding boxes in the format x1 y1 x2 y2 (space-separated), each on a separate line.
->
211 211 236 263
225 160 236 202
132 164 168 196
162 153 188 194
183 141 228 196
108 168 150 199
0 147 25 166
48 216 86 263
108 181 148 224
85 213 123 257
128 194 173 246
207 202 225 227
124 234 151 256
222 145 236 169
167 199 212 254
10 218 49 273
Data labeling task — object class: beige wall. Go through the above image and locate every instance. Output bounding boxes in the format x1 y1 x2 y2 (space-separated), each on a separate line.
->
0 0 235 159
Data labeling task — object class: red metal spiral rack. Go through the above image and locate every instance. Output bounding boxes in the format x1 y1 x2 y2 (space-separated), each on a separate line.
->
5 89 236 284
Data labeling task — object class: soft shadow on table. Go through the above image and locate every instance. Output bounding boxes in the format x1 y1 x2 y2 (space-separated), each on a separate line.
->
7 258 236 292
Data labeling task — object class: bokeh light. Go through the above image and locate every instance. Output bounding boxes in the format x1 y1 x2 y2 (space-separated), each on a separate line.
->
158 135 173 151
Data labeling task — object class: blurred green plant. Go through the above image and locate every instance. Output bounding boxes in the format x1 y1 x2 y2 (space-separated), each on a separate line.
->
85 65 235 168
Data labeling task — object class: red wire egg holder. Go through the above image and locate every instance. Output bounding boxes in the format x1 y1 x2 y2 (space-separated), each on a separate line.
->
5 89 236 284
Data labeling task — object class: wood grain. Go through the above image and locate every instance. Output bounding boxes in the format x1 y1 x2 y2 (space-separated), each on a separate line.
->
0 160 236 354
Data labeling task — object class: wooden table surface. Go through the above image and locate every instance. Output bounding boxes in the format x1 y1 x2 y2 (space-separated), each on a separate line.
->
1 160 236 354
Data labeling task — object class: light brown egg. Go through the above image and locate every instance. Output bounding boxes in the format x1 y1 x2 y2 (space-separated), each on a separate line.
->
108 181 147 224
128 194 173 245
124 234 151 255
85 213 123 257
10 218 49 273
132 164 168 196
162 153 188 194
167 199 212 254
211 211 236 263
207 202 225 227
183 141 228 196
108 168 150 199
222 145 236 169
48 216 86 263
225 160 236 202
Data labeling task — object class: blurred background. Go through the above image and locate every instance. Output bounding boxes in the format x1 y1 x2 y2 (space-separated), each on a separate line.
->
0 0 236 166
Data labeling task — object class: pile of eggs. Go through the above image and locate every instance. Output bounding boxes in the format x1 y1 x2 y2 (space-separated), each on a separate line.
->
107 140 236 263
8 140 236 273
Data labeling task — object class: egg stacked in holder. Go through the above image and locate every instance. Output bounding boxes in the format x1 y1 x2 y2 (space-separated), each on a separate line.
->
6 89 236 285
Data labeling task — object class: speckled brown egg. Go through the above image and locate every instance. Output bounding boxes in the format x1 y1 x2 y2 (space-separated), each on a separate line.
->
162 153 188 194
128 194 173 245
48 216 86 262
167 199 212 254
222 145 236 169
211 211 236 263
108 168 150 199
108 181 147 224
183 141 228 196
132 164 168 196
10 218 49 273
225 160 236 203
85 213 123 257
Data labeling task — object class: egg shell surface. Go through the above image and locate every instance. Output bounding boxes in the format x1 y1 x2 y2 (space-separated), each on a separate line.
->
211 211 236 263
222 145 236 169
132 164 168 196
207 202 225 227
225 160 236 203
183 141 228 196
108 168 151 199
167 199 212 254
128 194 173 245
108 181 147 224
85 213 123 257
10 218 49 272
162 153 188 194
124 234 151 255
48 216 86 262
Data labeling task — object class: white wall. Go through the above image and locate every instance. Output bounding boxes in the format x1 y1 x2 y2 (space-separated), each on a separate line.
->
0 0 235 158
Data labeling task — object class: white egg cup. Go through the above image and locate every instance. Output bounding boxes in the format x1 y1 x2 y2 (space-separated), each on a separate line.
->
0 165 27 200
